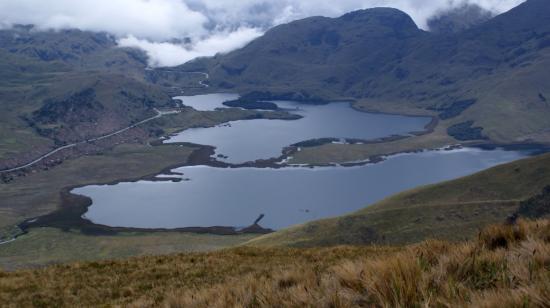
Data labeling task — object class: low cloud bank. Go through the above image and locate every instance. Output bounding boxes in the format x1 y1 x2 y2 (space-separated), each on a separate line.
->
118 28 263 67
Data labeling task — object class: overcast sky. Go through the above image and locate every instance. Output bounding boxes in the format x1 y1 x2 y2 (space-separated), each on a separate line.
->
0 0 526 67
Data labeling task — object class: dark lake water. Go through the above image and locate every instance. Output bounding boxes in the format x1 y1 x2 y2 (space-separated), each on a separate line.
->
166 94 431 163
77 148 530 229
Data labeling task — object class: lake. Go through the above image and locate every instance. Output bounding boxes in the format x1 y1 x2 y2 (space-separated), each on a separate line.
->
75 94 534 230
77 148 530 229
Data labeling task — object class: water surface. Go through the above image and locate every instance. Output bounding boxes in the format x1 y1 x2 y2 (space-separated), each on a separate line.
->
173 93 239 111
167 95 431 163
78 148 530 230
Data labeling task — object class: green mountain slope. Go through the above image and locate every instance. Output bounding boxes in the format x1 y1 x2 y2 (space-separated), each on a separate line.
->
247 153 550 247
0 27 190 164
0 25 147 74
193 7 427 98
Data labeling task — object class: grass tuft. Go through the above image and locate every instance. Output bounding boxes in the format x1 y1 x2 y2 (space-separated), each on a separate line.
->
478 221 528 250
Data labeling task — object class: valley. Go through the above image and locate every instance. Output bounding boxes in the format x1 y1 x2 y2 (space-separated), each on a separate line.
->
0 1 550 305
1 85 547 268
4 89 539 244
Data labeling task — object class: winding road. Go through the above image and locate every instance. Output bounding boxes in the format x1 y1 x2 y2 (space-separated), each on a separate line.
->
196 72 210 88
0 108 181 173
0 238 16 245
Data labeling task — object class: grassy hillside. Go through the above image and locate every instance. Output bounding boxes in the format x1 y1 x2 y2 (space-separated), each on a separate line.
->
0 26 204 164
0 219 547 307
249 153 550 247
0 228 256 271
20 73 173 144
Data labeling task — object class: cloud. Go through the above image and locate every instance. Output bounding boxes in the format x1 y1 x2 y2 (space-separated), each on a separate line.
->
188 0 526 29
118 28 263 67
0 0 527 67
0 0 207 41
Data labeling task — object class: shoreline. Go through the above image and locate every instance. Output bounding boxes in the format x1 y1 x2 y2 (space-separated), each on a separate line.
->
19 184 274 237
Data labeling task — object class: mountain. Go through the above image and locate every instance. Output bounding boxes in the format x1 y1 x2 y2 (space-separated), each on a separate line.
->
190 7 426 98
23 73 173 145
185 0 550 144
0 26 152 87
0 27 185 164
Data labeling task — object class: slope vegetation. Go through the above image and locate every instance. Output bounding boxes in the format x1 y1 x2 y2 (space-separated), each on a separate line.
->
0 219 548 307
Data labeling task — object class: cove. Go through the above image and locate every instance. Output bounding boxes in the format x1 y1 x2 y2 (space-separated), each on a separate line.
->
76 147 531 230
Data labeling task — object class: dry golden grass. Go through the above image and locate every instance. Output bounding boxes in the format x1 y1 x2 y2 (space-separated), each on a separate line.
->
163 219 550 308
0 246 393 307
0 220 548 307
